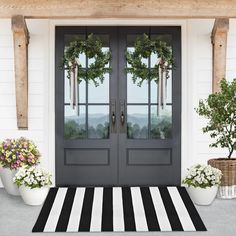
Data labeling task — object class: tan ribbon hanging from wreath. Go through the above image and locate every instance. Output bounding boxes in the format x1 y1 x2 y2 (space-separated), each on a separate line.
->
69 58 80 116
157 59 168 115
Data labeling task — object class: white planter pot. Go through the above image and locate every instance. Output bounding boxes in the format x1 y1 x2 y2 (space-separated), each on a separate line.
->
19 186 49 206
186 186 218 205
0 166 20 196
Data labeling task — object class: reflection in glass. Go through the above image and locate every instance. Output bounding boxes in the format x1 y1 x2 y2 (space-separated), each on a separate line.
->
88 106 109 139
88 73 109 103
127 73 148 103
127 106 148 139
150 105 172 139
64 105 86 139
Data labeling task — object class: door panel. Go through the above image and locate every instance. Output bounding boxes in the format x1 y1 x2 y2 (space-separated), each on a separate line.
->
55 27 118 186
55 26 181 186
118 27 181 185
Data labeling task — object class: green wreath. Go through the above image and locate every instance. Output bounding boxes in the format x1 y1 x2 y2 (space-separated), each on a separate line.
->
63 34 111 86
125 34 174 87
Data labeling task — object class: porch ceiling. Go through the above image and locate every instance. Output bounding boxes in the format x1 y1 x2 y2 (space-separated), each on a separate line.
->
0 0 236 19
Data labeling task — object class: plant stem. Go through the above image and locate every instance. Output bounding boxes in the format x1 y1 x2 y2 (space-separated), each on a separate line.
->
228 148 234 159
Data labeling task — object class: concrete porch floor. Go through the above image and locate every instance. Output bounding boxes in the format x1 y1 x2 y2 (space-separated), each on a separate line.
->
0 189 236 236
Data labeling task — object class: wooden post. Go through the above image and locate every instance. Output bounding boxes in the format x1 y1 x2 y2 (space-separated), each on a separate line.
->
12 15 29 129
211 18 229 93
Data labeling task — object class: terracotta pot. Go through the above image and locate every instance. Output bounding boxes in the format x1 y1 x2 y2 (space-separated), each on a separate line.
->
208 158 236 199
0 166 20 196
19 186 49 206
186 186 218 205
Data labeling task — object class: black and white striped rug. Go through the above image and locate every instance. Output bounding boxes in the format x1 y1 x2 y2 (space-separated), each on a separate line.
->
33 186 206 232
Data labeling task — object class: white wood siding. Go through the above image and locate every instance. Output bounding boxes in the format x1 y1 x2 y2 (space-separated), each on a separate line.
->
0 19 50 186
0 19 236 187
189 19 236 166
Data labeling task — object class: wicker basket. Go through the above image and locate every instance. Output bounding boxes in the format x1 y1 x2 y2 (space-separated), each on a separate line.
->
208 158 236 199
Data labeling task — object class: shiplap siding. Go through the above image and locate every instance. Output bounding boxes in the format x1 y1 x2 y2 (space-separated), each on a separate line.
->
0 19 50 186
0 19 236 187
190 19 236 164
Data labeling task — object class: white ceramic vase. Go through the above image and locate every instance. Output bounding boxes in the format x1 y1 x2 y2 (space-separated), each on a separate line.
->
0 166 20 196
186 185 218 205
19 186 49 206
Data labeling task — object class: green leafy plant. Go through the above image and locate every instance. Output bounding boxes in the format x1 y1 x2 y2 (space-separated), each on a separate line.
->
63 34 111 86
196 79 236 159
126 34 174 87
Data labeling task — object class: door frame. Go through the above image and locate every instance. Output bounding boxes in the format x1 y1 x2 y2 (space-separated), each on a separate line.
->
47 19 190 186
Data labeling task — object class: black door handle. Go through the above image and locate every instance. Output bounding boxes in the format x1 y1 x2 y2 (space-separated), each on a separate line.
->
120 112 125 125
112 112 116 124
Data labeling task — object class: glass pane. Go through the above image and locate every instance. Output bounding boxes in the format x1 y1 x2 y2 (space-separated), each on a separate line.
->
127 34 148 65
150 72 172 104
127 73 148 103
64 34 86 68
88 73 109 103
64 71 86 103
150 105 172 139
88 34 110 67
150 34 172 104
127 34 149 104
64 105 86 139
88 106 109 139
127 106 148 139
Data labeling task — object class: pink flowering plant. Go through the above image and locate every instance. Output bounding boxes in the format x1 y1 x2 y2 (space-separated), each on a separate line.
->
0 137 40 170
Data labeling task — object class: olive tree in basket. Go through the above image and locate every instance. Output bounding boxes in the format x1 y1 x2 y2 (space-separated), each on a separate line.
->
196 78 236 199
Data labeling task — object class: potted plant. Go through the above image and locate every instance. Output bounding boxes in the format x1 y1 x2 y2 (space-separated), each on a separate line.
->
196 79 236 199
13 166 52 206
183 164 222 205
0 137 40 195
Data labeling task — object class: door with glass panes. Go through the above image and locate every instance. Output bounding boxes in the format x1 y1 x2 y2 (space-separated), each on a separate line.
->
55 26 181 186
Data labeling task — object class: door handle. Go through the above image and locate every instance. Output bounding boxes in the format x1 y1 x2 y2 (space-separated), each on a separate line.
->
120 100 125 126
111 112 116 124
120 112 125 125
110 99 116 133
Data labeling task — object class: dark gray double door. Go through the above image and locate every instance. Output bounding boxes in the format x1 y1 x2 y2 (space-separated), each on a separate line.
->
55 26 181 186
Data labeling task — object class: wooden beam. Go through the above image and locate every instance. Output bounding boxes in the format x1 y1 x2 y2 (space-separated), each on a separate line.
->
12 15 29 129
1 0 236 19
211 18 229 93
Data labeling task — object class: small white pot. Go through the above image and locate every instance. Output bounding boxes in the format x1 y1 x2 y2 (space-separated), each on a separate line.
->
19 186 49 206
0 166 20 196
186 185 218 205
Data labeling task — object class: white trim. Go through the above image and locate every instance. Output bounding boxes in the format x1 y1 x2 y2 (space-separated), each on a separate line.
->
47 19 188 186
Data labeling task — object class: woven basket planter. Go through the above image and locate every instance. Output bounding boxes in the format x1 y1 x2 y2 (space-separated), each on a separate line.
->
208 158 236 199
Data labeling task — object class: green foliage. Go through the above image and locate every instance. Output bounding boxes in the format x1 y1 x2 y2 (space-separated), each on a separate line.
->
126 34 174 87
150 117 172 139
64 120 86 139
64 120 109 139
196 79 236 159
127 123 148 139
63 34 111 86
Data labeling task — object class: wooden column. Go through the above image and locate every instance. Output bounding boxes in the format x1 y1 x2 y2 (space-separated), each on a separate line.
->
11 15 29 129
211 18 229 93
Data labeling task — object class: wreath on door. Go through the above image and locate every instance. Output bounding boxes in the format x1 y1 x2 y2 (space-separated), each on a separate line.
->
63 34 111 115
125 34 174 114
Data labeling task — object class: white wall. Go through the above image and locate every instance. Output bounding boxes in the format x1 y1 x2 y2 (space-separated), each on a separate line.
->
0 19 50 186
0 19 236 187
188 19 236 166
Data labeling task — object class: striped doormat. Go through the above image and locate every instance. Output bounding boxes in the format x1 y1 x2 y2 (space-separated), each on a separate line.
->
32 186 206 232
